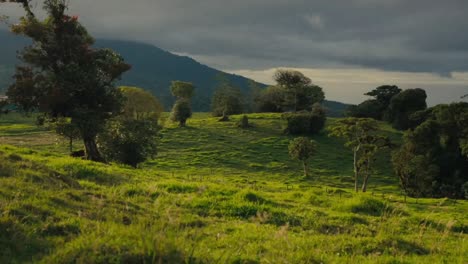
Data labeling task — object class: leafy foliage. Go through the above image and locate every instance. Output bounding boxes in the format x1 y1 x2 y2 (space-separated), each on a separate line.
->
5 0 130 161
283 104 326 135
211 82 244 118
119 86 163 120
98 118 160 167
170 99 192 127
387 88 427 130
170 81 195 100
329 118 391 192
392 103 468 198
288 137 317 176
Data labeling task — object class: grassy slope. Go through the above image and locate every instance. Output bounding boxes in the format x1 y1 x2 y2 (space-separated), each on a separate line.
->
0 113 467 263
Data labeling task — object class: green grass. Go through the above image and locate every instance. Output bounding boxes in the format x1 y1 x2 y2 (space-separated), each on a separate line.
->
0 113 466 263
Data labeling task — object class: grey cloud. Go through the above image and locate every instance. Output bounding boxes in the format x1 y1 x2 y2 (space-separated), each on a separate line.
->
1 0 468 73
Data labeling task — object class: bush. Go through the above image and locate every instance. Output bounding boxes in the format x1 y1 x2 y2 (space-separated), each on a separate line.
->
98 118 160 168
283 107 325 135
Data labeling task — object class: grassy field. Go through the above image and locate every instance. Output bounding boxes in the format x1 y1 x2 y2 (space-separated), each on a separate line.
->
0 113 466 263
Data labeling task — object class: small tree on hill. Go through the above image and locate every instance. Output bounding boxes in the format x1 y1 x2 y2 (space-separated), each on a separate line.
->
288 137 317 177
170 81 195 126
211 85 243 121
171 99 192 127
237 115 251 129
329 118 391 192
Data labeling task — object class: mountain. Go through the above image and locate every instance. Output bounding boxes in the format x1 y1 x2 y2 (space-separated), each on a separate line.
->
0 30 349 115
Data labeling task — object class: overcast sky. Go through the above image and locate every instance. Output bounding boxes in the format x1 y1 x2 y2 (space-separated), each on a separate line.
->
1 0 468 105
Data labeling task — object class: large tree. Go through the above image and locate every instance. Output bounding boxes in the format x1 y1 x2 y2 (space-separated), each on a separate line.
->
386 88 427 130
347 85 401 120
273 70 324 112
3 0 130 161
393 103 468 198
119 86 163 120
211 79 243 120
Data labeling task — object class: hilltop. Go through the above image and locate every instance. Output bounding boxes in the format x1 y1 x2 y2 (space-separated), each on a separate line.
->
0 113 466 263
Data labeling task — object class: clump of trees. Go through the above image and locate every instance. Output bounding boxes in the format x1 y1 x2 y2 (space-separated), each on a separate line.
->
289 137 317 177
347 86 427 130
392 102 468 198
256 70 324 113
329 118 391 192
170 81 195 127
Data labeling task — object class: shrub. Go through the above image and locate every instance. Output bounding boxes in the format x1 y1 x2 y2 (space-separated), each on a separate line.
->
283 108 325 135
98 118 160 168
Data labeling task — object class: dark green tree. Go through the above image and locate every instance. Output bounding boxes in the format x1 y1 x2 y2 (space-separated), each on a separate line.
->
98 118 160 168
346 100 384 120
171 99 192 127
393 103 468 198
387 88 427 130
211 83 243 120
4 0 130 161
273 70 324 112
256 86 286 113
288 137 317 177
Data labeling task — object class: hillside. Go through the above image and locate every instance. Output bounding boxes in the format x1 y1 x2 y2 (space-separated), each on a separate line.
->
0 113 466 263
0 30 350 115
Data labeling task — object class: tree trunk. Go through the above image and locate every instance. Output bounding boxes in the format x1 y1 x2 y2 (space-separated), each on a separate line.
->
179 119 186 127
83 136 104 162
69 137 73 154
353 147 359 192
361 158 371 192
303 160 309 177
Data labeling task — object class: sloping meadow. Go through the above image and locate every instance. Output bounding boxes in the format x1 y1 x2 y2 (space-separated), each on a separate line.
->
0 143 466 263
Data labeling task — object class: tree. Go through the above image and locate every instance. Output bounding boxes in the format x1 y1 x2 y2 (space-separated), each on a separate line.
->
392 103 468 198
329 118 391 192
387 88 427 130
97 87 162 167
347 85 401 120
170 81 195 100
346 100 384 120
256 86 286 113
365 85 401 107
289 137 317 177
97 118 160 168
171 99 192 127
273 70 324 112
119 86 163 120
211 84 243 120
3 0 130 161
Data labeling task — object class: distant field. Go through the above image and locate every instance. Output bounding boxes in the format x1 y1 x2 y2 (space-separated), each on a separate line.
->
0 113 466 263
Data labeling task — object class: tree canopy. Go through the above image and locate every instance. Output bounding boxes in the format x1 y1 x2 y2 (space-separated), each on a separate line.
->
119 86 163 120
5 0 130 161
393 102 468 198
170 81 195 100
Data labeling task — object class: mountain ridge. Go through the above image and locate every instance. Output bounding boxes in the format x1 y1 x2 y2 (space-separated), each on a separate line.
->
0 30 349 115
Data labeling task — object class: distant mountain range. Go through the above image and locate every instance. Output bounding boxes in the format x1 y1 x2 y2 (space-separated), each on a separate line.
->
0 30 349 115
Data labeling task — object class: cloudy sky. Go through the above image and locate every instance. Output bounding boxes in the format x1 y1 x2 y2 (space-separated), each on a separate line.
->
1 0 468 105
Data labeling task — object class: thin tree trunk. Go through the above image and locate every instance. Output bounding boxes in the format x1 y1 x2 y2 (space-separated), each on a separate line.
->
83 136 104 162
303 160 309 177
353 147 359 192
361 158 371 192
180 120 186 127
